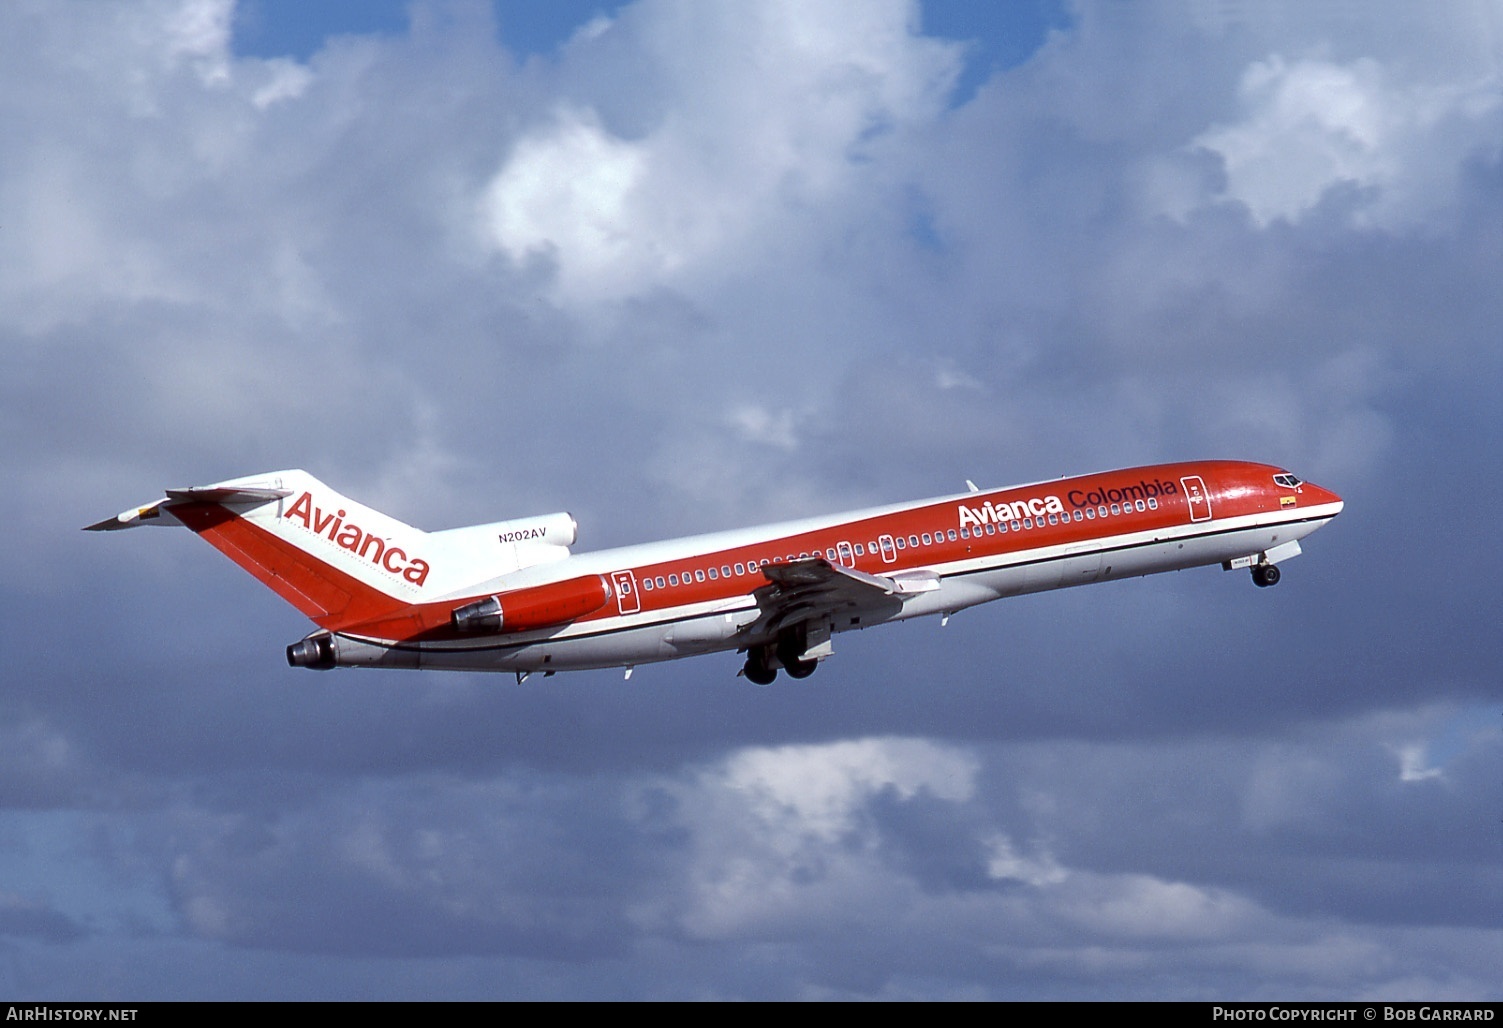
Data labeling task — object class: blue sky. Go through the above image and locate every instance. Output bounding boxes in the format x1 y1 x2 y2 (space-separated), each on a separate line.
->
2 0 1500 1001
233 0 1071 100
235 1 631 60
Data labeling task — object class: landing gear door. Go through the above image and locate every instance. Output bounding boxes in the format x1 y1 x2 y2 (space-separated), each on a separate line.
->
1181 476 1212 522
611 571 640 615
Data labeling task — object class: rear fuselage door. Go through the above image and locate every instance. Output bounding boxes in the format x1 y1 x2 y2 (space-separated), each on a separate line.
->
611 570 640 614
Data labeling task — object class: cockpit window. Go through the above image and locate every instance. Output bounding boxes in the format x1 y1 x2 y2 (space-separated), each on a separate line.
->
1273 473 1303 489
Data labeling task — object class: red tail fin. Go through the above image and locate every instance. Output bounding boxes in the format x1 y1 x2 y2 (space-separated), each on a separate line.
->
171 502 408 630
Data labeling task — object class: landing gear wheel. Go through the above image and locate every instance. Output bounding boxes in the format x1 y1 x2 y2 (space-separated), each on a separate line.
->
783 657 817 679
1252 564 1281 588
743 648 777 686
776 634 818 679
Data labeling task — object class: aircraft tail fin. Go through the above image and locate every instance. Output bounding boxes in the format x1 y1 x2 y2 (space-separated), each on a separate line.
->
86 471 428 630
88 471 584 634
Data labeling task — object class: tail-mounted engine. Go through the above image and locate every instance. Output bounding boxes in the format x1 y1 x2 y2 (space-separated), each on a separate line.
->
287 633 337 669
451 574 613 634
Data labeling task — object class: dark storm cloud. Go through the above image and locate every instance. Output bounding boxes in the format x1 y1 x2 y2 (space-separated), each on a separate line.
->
0 897 87 945
161 774 669 957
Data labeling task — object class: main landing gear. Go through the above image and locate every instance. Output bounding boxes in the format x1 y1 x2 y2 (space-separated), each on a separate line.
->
741 628 819 685
743 646 777 685
1251 563 1281 588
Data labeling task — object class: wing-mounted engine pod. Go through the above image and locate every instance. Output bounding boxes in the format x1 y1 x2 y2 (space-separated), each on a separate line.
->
451 574 613 633
287 633 337 669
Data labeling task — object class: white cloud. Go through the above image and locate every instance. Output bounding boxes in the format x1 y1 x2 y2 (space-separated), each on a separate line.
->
250 59 313 109
718 737 977 841
1058 873 1259 942
478 0 960 303
161 0 234 84
1395 744 1443 783
727 405 800 451
985 833 1066 887
482 106 652 300
1195 54 1502 227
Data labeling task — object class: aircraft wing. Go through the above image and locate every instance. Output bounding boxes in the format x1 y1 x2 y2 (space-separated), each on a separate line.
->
751 557 937 635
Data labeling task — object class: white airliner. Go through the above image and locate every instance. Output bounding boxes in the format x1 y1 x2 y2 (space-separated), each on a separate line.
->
88 460 1342 683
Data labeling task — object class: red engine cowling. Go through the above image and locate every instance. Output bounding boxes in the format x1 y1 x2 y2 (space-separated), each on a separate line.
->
451 574 613 633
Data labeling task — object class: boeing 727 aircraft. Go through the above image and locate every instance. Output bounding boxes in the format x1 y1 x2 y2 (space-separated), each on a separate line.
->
87 461 1342 683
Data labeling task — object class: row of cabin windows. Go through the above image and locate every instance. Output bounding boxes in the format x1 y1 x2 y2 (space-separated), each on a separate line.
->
636 496 1159 593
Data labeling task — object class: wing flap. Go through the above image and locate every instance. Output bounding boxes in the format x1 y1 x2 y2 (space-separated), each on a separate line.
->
753 557 914 634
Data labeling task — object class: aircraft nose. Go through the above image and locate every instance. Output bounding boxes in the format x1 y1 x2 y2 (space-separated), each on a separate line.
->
1304 481 1344 513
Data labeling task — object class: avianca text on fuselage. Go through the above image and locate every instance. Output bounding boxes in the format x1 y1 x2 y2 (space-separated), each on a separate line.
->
282 491 431 586
957 493 1065 529
87 460 1344 684
956 477 1182 530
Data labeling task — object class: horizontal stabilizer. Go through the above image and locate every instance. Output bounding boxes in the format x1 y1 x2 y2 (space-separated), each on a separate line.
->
164 485 292 505
85 484 290 532
84 499 170 532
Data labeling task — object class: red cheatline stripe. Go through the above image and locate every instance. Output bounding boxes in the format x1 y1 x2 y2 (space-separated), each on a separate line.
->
170 502 409 630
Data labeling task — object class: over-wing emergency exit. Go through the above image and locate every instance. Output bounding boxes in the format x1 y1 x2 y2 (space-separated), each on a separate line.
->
87 461 1343 684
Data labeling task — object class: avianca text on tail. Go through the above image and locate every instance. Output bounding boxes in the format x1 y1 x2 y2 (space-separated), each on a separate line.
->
86 460 1343 684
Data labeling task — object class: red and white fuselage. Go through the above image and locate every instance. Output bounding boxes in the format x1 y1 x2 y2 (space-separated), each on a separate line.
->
88 460 1343 683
